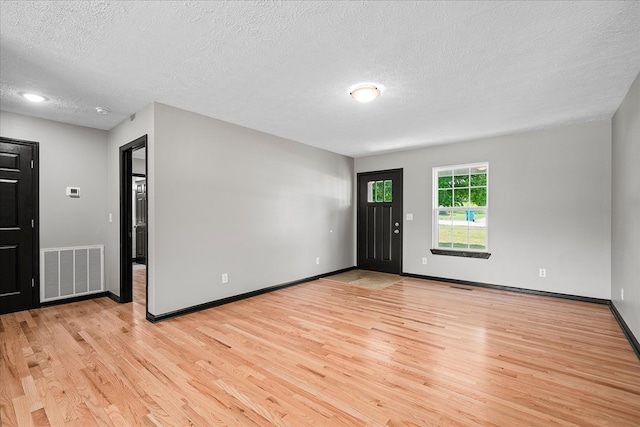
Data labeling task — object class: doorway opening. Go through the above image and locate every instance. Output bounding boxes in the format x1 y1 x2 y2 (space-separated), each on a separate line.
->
119 136 148 313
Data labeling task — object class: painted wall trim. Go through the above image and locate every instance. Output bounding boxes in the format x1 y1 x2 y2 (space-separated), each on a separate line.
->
119 135 148 308
147 266 356 322
609 302 640 361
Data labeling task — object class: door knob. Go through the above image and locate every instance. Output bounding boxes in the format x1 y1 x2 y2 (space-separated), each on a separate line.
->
394 229 400 234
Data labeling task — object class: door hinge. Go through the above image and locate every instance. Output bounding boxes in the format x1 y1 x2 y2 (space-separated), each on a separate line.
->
31 159 34 169
32 219 35 228
32 278 35 288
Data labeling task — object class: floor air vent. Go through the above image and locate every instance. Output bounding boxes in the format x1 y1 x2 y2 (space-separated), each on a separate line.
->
450 286 473 291
41 245 104 302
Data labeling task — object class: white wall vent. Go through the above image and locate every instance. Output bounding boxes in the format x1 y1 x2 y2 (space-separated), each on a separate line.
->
40 245 104 302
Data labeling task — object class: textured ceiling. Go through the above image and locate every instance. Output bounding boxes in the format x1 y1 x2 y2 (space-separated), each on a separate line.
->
1 1 639 157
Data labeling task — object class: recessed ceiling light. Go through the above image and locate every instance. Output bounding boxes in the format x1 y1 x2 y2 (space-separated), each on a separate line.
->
349 83 382 103
95 107 110 114
19 92 48 102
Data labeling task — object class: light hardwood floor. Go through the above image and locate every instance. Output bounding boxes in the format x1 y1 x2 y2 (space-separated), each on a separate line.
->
1 275 639 426
132 265 146 306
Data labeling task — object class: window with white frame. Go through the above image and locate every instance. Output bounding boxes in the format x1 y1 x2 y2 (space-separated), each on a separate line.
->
433 163 488 253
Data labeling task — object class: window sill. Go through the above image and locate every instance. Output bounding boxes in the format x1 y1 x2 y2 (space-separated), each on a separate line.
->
430 249 491 259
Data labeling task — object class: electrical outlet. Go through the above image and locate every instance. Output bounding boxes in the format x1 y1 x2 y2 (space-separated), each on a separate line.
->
539 268 546 278
422 257 428 265
316 257 320 265
621 288 624 301
221 273 228 284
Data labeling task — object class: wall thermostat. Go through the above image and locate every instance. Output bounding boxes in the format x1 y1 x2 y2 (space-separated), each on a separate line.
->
66 187 81 198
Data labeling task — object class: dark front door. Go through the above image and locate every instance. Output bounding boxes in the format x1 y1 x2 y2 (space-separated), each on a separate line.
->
357 169 403 274
0 138 38 314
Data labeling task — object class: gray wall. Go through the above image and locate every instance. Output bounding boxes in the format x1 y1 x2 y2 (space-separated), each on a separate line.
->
151 103 354 315
0 111 108 250
611 72 640 339
355 121 612 299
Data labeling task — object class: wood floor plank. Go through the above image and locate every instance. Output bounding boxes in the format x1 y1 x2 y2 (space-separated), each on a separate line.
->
34 377 69 426
19 376 43 412
11 395 34 427
29 408 49 427
1 274 639 426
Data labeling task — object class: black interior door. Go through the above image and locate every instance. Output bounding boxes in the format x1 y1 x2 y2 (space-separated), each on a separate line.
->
357 169 403 274
0 137 38 314
135 179 147 264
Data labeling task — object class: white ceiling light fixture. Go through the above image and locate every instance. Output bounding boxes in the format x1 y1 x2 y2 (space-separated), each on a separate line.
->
349 83 382 103
19 92 48 102
95 107 110 114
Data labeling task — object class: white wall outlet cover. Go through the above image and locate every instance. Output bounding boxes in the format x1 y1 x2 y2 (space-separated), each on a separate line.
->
406 213 413 220
66 187 81 197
